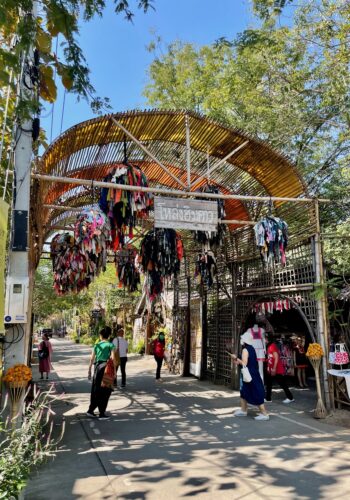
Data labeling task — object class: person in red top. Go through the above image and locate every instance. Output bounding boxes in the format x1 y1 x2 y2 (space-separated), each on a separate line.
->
152 332 165 382
265 333 294 403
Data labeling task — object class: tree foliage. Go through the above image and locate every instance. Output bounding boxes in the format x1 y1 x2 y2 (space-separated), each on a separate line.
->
144 1 350 204
0 0 154 195
33 260 141 329
144 0 350 271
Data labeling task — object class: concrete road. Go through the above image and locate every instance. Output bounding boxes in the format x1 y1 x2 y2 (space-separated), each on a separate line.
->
25 338 350 500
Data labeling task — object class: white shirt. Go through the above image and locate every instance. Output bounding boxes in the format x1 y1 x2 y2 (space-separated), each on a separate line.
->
247 325 266 361
113 337 128 357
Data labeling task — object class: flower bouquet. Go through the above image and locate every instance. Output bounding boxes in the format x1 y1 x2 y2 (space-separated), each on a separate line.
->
306 343 327 419
3 364 32 420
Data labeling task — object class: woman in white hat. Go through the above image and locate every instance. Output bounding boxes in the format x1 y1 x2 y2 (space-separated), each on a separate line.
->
229 330 269 421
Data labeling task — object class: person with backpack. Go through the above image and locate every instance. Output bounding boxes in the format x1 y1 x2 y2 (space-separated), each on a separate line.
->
38 333 53 380
152 331 166 382
265 333 294 404
87 326 117 420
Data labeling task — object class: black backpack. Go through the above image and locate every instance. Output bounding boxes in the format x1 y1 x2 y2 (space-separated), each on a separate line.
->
39 342 49 359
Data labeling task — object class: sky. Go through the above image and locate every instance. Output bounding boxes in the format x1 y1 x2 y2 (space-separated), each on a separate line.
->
42 0 253 143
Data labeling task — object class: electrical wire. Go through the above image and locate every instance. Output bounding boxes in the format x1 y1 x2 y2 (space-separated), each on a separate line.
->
2 324 25 350
50 36 59 143
60 89 67 134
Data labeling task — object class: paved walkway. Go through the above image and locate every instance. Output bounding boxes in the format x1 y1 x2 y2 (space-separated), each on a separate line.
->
25 338 350 500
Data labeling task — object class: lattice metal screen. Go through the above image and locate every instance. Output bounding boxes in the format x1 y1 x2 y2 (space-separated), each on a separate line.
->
173 238 318 385
236 242 315 291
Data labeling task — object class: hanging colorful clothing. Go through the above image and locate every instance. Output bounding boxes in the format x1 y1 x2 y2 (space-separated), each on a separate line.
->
99 163 151 250
194 184 226 249
254 216 288 267
139 228 184 301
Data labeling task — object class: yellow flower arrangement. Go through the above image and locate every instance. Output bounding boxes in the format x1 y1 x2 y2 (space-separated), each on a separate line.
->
306 343 324 358
3 364 32 384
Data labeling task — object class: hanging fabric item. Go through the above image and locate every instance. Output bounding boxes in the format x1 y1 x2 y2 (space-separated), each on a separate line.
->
50 208 111 295
254 216 288 267
74 207 111 277
114 245 140 292
194 251 217 288
139 228 184 301
99 163 152 250
253 299 293 314
193 184 226 249
50 232 75 265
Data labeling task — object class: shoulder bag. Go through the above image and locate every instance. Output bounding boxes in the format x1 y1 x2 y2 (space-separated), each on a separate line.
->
241 365 252 383
101 346 116 389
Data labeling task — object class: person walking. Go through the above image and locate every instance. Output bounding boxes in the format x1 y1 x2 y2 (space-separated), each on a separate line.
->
113 328 128 387
293 337 308 388
229 330 269 421
38 333 53 380
87 327 117 420
152 331 165 382
242 321 266 382
265 333 294 403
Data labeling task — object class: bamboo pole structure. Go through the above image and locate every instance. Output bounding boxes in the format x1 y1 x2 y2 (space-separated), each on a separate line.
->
314 200 331 409
110 116 187 189
190 141 250 190
32 173 331 204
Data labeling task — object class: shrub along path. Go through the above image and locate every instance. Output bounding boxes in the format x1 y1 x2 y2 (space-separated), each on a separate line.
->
25 338 350 500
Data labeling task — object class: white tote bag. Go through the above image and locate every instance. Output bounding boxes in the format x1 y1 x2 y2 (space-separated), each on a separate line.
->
241 365 252 383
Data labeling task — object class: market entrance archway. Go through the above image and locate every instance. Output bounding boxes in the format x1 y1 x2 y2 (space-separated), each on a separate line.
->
30 109 326 393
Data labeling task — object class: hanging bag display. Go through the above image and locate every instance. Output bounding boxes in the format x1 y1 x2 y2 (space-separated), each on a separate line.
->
328 343 335 364
241 365 252 383
333 343 349 365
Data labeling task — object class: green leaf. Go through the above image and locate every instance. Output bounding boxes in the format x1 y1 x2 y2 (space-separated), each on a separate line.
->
39 65 57 103
36 28 52 54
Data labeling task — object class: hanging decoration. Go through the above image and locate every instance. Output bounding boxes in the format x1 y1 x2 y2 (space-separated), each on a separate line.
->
254 216 288 267
194 251 217 288
252 299 293 314
74 207 111 274
193 184 226 249
139 228 184 301
99 163 152 250
114 245 141 292
51 208 111 295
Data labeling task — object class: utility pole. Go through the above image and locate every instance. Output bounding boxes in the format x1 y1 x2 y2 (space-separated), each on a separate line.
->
3 3 37 373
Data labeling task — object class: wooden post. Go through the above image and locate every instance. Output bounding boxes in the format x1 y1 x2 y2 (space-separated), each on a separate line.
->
185 114 191 189
214 276 219 384
231 262 240 389
314 200 331 409
183 275 191 376
200 283 207 381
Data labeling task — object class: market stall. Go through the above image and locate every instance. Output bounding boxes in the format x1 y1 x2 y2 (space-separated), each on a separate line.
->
29 110 330 406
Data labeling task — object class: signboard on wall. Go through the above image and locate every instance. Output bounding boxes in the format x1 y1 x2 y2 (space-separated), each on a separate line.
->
0 200 9 334
154 196 218 232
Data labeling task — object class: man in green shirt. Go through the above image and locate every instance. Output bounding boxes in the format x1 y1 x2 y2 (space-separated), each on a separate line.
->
87 327 118 420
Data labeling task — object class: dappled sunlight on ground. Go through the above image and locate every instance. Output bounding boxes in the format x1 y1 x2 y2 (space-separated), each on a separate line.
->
25 338 350 500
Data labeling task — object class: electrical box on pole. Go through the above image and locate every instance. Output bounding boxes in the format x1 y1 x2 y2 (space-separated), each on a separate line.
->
4 2 37 370
4 277 29 324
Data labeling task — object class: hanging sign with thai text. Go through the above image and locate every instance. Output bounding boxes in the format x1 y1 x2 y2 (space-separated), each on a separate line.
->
154 196 218 232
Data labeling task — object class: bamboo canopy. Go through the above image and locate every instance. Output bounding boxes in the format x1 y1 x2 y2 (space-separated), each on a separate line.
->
32 109 314 264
